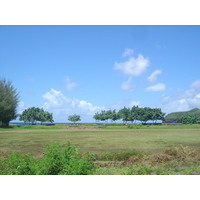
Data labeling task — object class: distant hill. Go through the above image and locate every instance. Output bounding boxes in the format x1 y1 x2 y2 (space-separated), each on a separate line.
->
164 108 200 123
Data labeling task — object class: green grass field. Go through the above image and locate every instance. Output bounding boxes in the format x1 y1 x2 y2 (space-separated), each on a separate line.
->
0 124 200 175
0 124 200 155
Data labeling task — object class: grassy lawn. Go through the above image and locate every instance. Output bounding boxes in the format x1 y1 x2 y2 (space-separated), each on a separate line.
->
0 124 200 175
0 124 200 155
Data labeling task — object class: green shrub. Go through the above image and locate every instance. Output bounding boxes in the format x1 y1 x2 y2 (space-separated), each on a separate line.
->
0 153 35 175
37 142 95 175
0 141 95 175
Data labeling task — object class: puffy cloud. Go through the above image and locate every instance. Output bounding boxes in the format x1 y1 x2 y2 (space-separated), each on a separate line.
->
122 48 134 57
121 77 134 91
42 88 102 121
65 76 77 91
147 70 162 83
114 54 149 77
160 80 200 114
146 83 166 91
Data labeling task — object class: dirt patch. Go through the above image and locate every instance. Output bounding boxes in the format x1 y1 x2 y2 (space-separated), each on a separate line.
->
144 153 173 164
0 151 9 159
64 127 100 130
123 155 144 166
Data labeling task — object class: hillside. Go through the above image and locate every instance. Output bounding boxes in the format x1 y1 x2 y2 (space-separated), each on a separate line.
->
164 108 200 123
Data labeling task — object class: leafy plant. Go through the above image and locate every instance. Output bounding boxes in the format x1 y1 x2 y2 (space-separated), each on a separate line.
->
0 153 34 175
37 142 95 175
0 141 95 175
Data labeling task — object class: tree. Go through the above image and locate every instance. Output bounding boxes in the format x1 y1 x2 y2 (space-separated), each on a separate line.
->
177 114 199 124
130 106 140 123
96 110 109 122
118 107 131 122
37 109 54 124
19 107 54 125
0 78 20 127
110 109 120 122
93 112 101 123
68 114 81 124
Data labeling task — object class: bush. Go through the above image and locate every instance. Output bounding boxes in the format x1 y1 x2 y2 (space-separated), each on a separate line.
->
37 142 95 175
0 153 35 175
0 141 95 175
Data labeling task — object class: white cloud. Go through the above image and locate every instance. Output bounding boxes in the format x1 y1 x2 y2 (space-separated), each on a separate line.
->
114 54 149 77
190 80 200 91
160 80 200 114
121 77 134 91
146 83 166 91
160 94 171 104
42 88 102 122
66 82 77 91
122 48 134 57
65 76 77 91
147 70 162 83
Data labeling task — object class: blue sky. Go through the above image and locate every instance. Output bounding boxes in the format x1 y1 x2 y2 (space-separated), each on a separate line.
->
1 25 200 122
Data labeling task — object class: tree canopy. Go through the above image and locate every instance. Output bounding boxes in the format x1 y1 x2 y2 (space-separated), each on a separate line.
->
68 114 81 124
177 114 200 124
0 78 20 126
19 107 54 125
93 106 165 124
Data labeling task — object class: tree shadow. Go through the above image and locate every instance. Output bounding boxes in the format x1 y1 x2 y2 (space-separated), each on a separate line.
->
0 125 21 129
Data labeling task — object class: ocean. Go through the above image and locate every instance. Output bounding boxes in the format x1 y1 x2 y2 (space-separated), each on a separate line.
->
10 122 104 125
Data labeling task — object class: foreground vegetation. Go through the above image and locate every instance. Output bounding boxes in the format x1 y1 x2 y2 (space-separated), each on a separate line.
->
0 142 94 175
0 124 200 175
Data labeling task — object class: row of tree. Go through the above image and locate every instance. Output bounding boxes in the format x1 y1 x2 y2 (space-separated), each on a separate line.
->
93 106 165 124
0 77 167 126
0 78 19 126
19 107 54 125
177 115 200 124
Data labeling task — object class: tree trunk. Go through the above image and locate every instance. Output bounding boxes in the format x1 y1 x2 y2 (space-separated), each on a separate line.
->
2 120 9 127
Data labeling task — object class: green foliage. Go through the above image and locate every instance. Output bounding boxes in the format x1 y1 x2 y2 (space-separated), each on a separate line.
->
93 106 165 124
19 107 54 125
68 114 81 124
0 141 95 175
165 108 200 123
177 114 200 124
93 109 120 123
0 153 35 175
37 142 94 175
0 78 20 126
